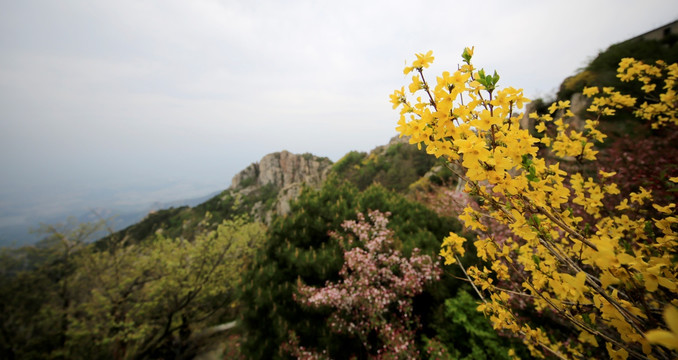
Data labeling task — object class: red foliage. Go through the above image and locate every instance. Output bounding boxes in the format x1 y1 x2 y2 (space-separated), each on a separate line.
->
599 126 678 204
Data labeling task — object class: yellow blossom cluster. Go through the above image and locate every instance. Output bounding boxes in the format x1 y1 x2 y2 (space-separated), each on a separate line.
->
392 49 678 360
588 58 678 129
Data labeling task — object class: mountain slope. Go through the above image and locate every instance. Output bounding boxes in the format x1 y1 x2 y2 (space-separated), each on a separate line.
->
98 151 334 246
98 139 444 246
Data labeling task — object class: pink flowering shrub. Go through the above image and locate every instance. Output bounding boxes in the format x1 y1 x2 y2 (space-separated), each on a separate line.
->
292 210 441 359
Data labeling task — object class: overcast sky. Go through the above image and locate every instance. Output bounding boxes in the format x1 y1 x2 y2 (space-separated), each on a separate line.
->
1 0 677 220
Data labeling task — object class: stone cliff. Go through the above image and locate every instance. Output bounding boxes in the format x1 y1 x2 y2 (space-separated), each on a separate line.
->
231 151 332 190
229 151 333 221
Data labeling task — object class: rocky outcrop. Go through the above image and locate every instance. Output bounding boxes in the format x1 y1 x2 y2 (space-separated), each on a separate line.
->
229 151 333 221
231 151 332 190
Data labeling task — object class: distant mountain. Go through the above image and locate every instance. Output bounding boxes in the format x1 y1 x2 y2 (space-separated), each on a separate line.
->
97 151 334 247
0 190 221 248
1 136 449 249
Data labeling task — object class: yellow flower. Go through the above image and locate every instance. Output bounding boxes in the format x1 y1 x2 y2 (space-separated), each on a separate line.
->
582 86 599 97
618 57 635 72
644 264 676 292
439 246 456 265
561 271 589 302
652 203 675 214
408 75 423 93
456 137 491 168
599 170 616 178
412 50 434 69
602 107 616 116
578 331 598 346
548 102 558 114
630 187 653 205
458 206 487 231
442 232 466 257
645 306 678 350
616 199 630 211
464 46 474 57
535 122 546 133
474 238 496 261
641 83 657 93
606 343 629 360
600 271 620 288
389 87 406 109
474 109 500 131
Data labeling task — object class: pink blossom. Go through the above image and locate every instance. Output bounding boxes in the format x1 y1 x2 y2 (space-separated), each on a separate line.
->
292 211 441 359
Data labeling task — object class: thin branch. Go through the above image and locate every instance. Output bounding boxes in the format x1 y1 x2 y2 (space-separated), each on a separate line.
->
455 255 486 302
534 204 598 251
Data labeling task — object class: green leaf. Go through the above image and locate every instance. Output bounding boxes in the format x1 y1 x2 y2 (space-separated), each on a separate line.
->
532 255 541 265
462 48 472 64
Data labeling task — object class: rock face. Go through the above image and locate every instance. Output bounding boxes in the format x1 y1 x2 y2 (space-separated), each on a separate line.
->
231 151 332 190
229 151 333 221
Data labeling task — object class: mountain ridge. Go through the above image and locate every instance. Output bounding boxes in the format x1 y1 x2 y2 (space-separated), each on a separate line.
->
95 136 442 246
